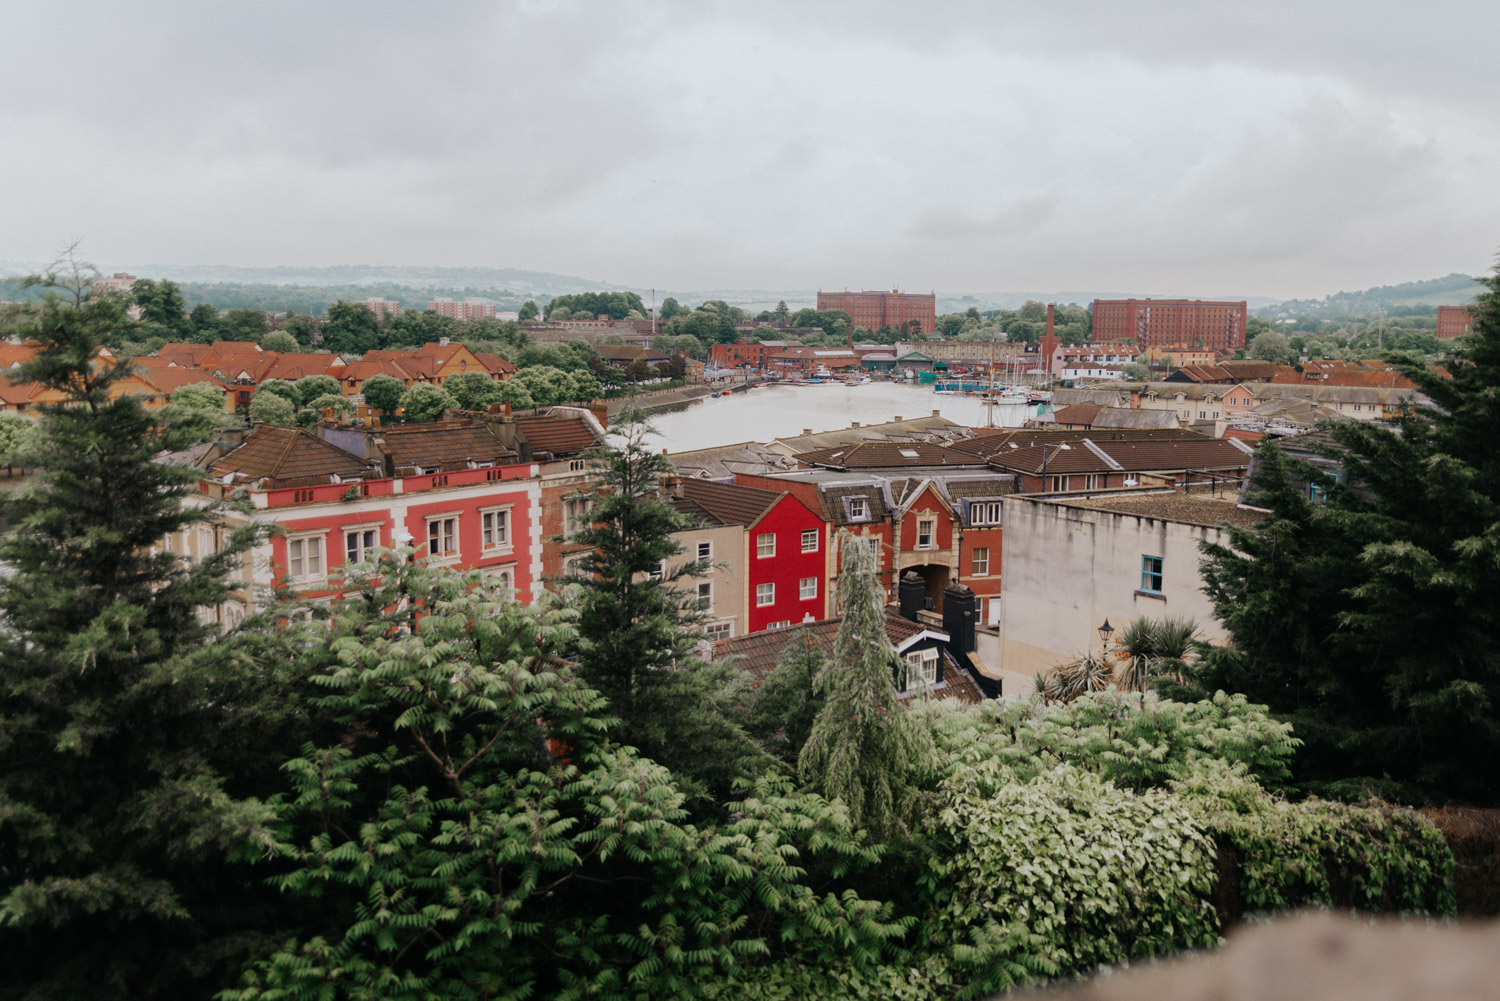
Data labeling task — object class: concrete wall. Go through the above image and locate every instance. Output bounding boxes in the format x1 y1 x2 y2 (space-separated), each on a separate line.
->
996 495 1231 695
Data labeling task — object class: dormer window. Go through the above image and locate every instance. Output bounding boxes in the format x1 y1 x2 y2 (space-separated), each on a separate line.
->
903 647 939 689
846 496 869 521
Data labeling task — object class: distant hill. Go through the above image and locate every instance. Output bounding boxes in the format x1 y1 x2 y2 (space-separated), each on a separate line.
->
1261 273 1481 318
102 263 633 296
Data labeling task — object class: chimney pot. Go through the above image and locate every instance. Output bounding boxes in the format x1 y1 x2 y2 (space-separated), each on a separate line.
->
803 428 812 435
932 408 940 417
894 415 902 422
851 421 860 428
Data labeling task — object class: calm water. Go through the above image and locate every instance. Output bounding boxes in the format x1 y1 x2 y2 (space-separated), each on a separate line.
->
642 380 1038 452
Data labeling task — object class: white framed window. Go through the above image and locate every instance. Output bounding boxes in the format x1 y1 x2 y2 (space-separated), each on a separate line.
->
904 647 939 689
648 559 665 581
756 533 775 558
696 541 712 560
756 582 775 606
847 496 869 521
706 620 733 641
971 547 989 577
799 576 817 600
286 533 325 580
344 525 379 564
480 507 510 550
696 581 713 611
1050 475 1067 491
867 537 880 564
801 529 818 553
917 518 935 550
426 515 459 561
970 501 1003 526
1084 473 1100 490
768 620 791 630
564 554 591 578
485 566 515 591
564 497 592 537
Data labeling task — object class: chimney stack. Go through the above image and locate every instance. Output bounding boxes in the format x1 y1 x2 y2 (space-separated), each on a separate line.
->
898 571 925 621
932 408 940 417
942 583 977 654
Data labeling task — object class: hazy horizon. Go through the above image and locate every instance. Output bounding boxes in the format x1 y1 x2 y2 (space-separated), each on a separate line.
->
3 1 1497 299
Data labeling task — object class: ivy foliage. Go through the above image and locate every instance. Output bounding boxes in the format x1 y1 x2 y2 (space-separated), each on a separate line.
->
226 557 905 1001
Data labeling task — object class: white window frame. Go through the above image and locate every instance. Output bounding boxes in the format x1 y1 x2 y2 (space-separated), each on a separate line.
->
847 496 869 521
286 532 326 582
1084 473 1100 490
867 537 880 563
696 580 713 611
756 532 775 558
756 582 775 606
706 620 733 642
696 540 712 560
426 513 460 562
904 647 940 689
970 501 1002 526
344 523 381 565
1050 475 1067 491
768 620 791 630
564 554 591 578
971 547 989 577
480 505 512 551
800 529 818 553
916 518 935 550
564 497 592 537
648 559 665 581
799 576 817 600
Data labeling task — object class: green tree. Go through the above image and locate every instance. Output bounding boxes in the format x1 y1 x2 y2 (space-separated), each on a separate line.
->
255 378 298 404
169 380 228 418
262 330 299 353
279 313 320 347
359 373 404 415
443 370 504 411
226 558 901 1001
568 405 770 796
189 302 221 340
320 300 379 355
221 308 270 342
0 412 40 471
130 277 191 336
567 369 602 402
736 626 828 769
509 365 576 407
0 263 294 999
1247 330 1294 365
398 382 454 422
496 378 535 410
249 390 294 424
799 534 935 839
659 296 686 320
1192 264 1500 803
292 374 340 407
518 299 539 321
305 392 352 415
1115 616 1198 693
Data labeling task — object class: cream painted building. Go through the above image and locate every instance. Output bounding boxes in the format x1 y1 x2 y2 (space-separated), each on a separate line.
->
993 487 1266 696
669 521 748 643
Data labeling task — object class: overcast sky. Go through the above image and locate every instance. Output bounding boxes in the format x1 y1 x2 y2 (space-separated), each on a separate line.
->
3 0 1497 299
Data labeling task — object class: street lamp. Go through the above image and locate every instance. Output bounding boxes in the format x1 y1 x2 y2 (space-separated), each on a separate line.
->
1097 618 1114 650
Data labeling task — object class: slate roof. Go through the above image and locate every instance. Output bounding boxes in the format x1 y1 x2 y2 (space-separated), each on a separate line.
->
1051 404 1102 425
710 610 985 706
666 478 783 527
1090 407 1180 430
669 441 801 480
817 480 891 525
772 416 962 453
211 426 370 488
513 413 601 458
795 441 987 470
1053 488 1269 530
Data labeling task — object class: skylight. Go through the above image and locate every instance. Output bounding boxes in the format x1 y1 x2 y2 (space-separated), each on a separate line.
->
899 448 920 458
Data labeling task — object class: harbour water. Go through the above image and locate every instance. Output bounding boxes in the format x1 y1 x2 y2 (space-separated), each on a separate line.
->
641 380 1039 452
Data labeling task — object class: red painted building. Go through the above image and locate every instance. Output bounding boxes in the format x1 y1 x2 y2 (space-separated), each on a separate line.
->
1437 305 1477 339
667 479 829 633
817 289 936 335
1091 298 1247 352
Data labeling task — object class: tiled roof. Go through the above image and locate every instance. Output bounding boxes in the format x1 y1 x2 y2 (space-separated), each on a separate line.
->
371 421 520 471
818 481 891 525
710 610 985 706
513 414 601 458
666 478 782 527
987 436 1251 476
773 416 961 453
475 352 518 375
261 353 346 382
136 368 228 395
212 426 370 488
209 341 264 354
340 358 415 383
1052 404 1102 425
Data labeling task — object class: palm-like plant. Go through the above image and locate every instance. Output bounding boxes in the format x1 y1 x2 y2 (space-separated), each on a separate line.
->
1114 616 1198 692
1036 650 1116 704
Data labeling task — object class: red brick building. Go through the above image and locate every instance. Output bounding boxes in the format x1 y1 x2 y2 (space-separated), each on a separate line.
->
1437 305 1477 339
817 289 936 335
426 298 497 321
1092 298 1247 352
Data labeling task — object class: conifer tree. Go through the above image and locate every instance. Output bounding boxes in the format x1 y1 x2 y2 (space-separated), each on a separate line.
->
567 403 768 797
799 533 934 838
1195 261 1500 803
0 259 297 998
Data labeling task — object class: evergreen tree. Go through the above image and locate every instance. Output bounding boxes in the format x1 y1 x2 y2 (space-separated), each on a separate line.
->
798 534 934 838
736 625 827 768
568 404 769 797
1193 263 1500 803
0 262 302 998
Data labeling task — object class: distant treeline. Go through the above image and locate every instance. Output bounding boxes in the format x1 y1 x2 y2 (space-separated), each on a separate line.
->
1264 272 1480 319
171 282 540 315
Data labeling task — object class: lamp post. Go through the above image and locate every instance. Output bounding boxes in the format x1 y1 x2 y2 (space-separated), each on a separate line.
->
1097 618 1114 654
